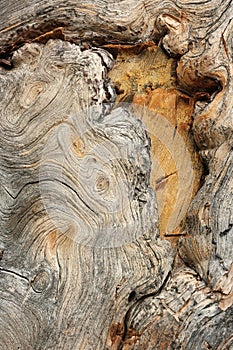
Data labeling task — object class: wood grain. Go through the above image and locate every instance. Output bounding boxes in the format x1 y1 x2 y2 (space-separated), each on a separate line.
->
0 40 173 349
0 0 231 57
108 43 203 238
0 0 232 349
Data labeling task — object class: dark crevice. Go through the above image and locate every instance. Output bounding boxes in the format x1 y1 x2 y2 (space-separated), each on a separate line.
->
117 270 172 349
0 56 13 69
198 152 210 189
0 267 29 283
219 224 233 237
155 171 177 191
0 21 66 61
0 21 156 67
0 250 4 261
0 181 40 200
101 46 119 60
128 290 137 303
179 77 222 100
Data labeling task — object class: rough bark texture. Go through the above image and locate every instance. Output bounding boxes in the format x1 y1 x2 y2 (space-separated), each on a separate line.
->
0 1 232 349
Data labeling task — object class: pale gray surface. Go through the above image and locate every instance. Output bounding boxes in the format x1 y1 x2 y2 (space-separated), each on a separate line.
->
0 1 232 349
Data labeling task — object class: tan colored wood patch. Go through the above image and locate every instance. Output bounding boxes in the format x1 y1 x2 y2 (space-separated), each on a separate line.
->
108 44 203 238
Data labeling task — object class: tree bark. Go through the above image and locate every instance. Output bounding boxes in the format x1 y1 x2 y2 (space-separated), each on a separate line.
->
0 1 232 349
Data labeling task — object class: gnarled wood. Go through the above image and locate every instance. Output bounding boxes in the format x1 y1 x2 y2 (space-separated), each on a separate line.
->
0 39 173 350
0 0 232 349
108 43 203 238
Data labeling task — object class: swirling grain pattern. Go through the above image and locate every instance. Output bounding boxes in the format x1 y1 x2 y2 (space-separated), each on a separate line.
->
0 40 173 349
0 0 232 349
0 1 231 53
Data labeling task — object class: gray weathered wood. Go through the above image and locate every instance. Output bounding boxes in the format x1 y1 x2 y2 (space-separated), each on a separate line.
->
0 39 173 349
0 0 232 349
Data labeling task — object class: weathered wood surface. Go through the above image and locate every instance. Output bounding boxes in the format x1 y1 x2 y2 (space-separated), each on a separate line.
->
0 0 232 349
0 0 231 55
108 43 203 238
0 39 173 350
